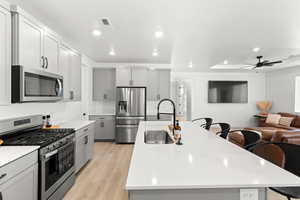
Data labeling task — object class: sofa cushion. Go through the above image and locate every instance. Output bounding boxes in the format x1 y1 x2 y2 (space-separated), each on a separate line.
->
271 131 300 145
272 124 298 130
279 117 294 127
265 114 281 124
278 112 298 118
293 117 300 128
245 127 288 141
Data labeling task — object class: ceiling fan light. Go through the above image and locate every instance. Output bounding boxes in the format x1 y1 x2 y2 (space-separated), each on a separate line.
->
253 47 260 52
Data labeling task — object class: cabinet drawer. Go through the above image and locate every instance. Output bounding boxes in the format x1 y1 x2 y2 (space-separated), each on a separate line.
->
75 125 91 138
0 150 38 185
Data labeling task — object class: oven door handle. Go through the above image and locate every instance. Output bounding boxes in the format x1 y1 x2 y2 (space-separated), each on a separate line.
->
45 149 58 159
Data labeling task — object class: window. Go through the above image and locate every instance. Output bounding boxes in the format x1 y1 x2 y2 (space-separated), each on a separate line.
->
295 77 300 112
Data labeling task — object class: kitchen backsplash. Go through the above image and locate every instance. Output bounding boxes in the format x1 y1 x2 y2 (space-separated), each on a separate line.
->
0 101 85 124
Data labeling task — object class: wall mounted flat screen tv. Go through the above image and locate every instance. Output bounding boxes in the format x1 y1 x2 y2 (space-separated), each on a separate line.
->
208 81 248 103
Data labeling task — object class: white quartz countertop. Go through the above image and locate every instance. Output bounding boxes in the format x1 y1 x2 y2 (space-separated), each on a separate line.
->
89 113 115 116
59 120 95 131
0 146 39 168
126 121 300 190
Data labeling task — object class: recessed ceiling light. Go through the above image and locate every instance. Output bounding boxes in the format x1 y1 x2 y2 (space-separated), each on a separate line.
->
92 29 102 36
155 30 164 38
189 61 193 68
152 49 158 56
109 49 115 56
253 47 260 52
223 60 228 65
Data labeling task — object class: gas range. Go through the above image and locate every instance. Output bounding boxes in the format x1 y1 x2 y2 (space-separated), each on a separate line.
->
0 115 76 200
2 128 75 147
2 128 75 158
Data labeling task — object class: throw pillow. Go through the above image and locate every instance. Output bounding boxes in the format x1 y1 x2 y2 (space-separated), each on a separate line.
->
279 117 294 127
265 114 281 124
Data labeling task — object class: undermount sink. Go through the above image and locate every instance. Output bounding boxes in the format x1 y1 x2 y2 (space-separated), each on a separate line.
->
144 130 174 144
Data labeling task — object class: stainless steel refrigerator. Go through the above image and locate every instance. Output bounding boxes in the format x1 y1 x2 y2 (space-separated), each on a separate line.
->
115 87 146 143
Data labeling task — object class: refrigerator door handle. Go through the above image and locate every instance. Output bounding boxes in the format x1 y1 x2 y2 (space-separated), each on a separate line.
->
116 125 139 128
116 116 144 120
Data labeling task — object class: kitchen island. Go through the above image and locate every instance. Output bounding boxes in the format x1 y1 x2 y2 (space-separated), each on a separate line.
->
126 121 300 200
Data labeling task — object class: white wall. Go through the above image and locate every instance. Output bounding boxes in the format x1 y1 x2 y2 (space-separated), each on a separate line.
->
0 102 84 123
172 72 266 127
266 66 300 114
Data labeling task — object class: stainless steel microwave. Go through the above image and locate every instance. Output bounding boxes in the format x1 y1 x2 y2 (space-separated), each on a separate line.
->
11 66 63 103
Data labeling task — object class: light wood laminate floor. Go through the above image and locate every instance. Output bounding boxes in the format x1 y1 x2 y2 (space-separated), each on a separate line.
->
64 142 291 200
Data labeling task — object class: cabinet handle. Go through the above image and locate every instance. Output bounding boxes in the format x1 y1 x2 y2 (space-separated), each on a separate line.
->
103 94 108 100
157 94 161 101
0 173 7 180
41 56 45 68
84 128 89 132
70 91 74 100
84 135 88 144
100 122 105 127
45 57 49 69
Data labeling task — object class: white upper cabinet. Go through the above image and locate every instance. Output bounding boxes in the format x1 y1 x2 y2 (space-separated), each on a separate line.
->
59 43 82 101
158 69 171 100
116 67 132 86
131 68 148 86
115 67 171 100
59 44 71 100
0 1 11 105
146 69 171 101
15 13 43 69
147 69 159 100
93 68 116 101
43 31 59 74
11 6 60 73
116 67 148 86
69 51 82 101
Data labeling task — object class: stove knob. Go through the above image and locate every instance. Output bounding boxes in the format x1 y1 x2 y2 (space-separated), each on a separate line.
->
47 147 51 152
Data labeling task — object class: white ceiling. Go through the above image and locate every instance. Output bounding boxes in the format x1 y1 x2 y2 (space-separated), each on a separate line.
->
6 0 300 71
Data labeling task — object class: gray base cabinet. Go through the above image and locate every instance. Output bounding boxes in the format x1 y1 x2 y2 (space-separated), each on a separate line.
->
0 151 38 200
89 115 115 141
75 123 95 173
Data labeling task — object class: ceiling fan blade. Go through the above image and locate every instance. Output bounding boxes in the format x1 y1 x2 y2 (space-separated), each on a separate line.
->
265 60 283 65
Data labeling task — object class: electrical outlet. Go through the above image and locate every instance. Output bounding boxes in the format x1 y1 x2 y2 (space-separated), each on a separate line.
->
240 189 258 200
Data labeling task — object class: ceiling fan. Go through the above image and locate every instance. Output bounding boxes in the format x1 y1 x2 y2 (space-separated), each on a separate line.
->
252 56 283 69
211 55 287 70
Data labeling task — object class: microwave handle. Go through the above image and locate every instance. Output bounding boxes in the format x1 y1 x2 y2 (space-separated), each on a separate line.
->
56 79 63 96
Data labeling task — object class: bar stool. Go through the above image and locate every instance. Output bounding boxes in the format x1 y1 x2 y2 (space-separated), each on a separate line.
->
192 118 213 130
250 142 300 200
210 123 231 139
228 130 262 148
